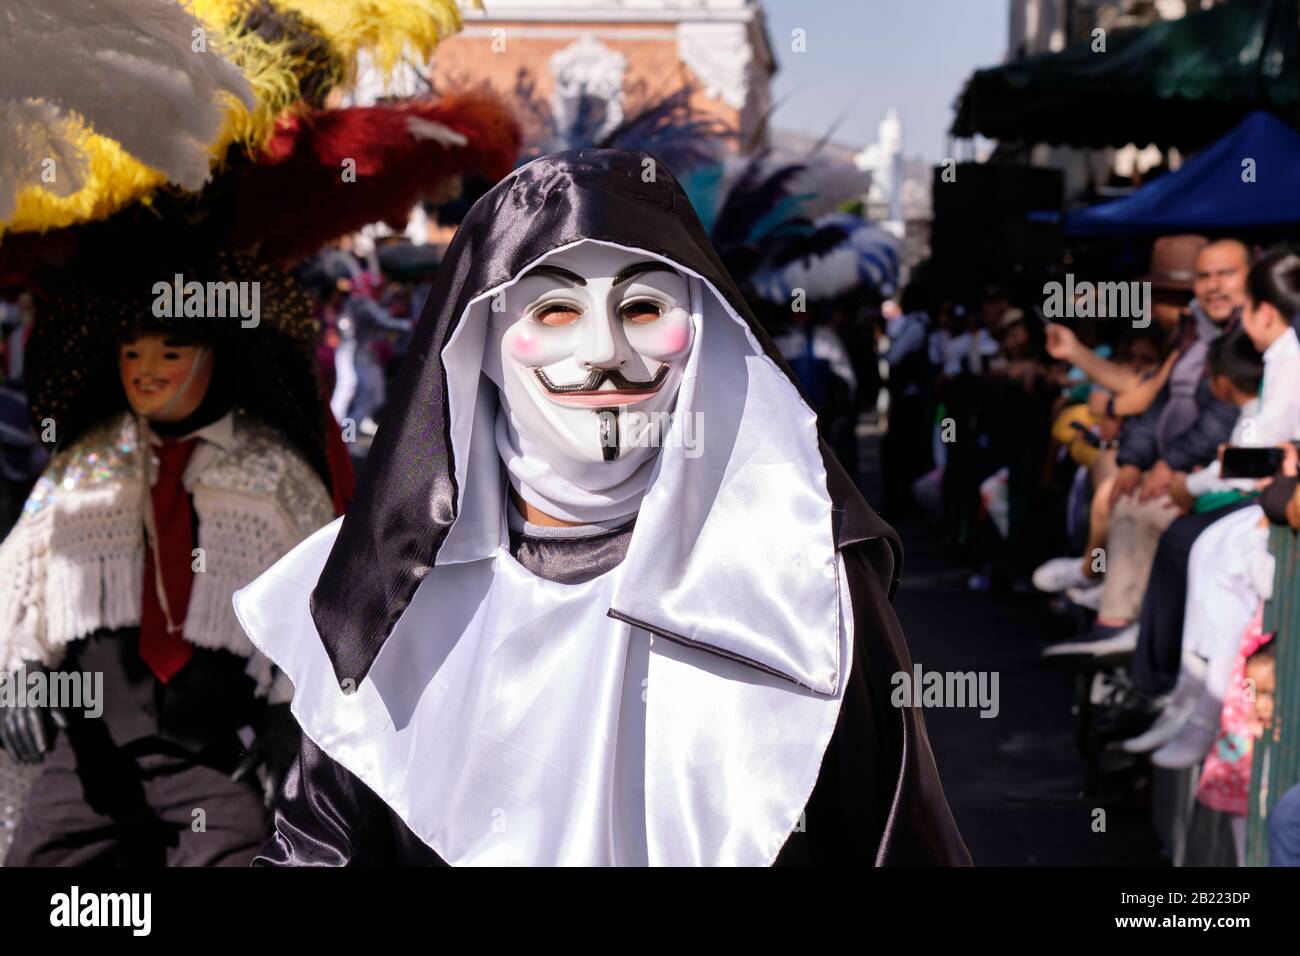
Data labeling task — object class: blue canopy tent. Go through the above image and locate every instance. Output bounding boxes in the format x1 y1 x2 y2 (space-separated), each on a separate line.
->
1065 111 1300 237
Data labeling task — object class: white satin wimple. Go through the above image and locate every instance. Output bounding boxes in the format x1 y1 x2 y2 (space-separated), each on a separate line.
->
234 239 851 865
234 520 852 865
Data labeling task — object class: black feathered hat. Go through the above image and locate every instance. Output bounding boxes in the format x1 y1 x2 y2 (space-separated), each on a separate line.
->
28 251 331 491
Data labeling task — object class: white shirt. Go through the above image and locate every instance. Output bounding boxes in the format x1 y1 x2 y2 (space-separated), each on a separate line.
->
144 412 235 491
1252 326 1300 443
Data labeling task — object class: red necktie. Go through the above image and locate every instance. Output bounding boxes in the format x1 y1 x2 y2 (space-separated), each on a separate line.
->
139 437 199 683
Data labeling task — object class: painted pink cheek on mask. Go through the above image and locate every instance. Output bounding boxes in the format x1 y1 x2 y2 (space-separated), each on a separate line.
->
511 336 539 359
507 326 548 362
640 314 692 357
506 324 573 367
661 323 692 355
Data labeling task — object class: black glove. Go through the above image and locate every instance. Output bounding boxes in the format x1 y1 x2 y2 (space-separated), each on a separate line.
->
231 702 300 807
0 665 67 764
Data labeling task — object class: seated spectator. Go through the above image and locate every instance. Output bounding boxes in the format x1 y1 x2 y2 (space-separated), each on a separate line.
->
1036 327 1177 610
1126 250 1300 766
1043 238 1249 654
1115 329 1265 689
1181 614 1271 866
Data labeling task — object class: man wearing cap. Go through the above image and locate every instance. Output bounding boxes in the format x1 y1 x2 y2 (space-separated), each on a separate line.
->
1043 236 1207 396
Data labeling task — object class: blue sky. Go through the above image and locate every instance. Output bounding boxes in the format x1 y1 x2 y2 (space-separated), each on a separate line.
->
762 0 1008 160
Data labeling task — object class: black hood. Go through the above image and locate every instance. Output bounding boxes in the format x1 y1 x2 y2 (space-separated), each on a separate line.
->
310 149 900 688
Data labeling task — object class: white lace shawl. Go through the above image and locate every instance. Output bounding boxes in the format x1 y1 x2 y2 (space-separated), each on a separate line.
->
0 411 334 699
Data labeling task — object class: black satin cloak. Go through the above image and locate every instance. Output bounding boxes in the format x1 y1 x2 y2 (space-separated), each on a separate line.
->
261 446 969 866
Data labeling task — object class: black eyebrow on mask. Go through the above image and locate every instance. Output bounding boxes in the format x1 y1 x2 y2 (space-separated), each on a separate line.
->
613 261 678 287
519 264 587 287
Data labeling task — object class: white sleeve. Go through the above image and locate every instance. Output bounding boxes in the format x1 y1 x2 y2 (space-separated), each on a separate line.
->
0 510 54 671
1183 460 1225 498
1184 459 1257 498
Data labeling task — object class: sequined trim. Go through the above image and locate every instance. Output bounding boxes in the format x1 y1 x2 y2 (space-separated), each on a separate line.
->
23 415 139 517
22 411 332 536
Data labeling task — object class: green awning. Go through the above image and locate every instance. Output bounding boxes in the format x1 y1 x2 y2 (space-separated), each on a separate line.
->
951 0 1300 150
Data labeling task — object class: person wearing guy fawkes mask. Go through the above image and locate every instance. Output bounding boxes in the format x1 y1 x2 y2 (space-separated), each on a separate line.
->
0 255 335 866
235 150 969 866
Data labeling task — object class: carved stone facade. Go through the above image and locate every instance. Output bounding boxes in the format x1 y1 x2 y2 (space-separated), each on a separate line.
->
427 0 775 151
549 34 629 142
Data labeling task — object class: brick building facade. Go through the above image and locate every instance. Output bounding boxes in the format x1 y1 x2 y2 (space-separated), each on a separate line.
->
427 0 776 152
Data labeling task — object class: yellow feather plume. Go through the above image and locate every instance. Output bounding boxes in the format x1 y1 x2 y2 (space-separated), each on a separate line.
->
3 135 166 237
275 0 480 78
185 0 245 21
184 0 329 152
212 30 319 151
3 0 478 237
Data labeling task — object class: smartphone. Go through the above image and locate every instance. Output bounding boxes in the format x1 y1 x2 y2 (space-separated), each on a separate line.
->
1221 446 1285 480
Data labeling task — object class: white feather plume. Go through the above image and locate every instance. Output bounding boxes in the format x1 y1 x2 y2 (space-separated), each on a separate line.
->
753 215 901 303
0 0 254 216
406 116 469 147
0 102 89 221
785 159 873 219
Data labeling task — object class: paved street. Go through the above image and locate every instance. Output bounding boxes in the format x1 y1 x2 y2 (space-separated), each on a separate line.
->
860 426 1165 865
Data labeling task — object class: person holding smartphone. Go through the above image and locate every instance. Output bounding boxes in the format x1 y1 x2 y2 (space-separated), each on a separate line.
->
1171 258 1300 501
1128 250 1300 769
1117 331 1265 698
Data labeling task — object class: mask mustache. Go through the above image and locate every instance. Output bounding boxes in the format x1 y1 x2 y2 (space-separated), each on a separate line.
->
534 364 669 394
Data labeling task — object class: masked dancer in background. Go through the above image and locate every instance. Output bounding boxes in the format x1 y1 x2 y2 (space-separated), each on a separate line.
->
0 254 336 866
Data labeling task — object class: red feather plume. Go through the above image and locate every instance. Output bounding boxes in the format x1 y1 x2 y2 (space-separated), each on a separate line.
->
229 91 521 263
0 91 521 285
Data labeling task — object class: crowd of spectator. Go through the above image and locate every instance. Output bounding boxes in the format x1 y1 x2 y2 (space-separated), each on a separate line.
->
879 235 1300 866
